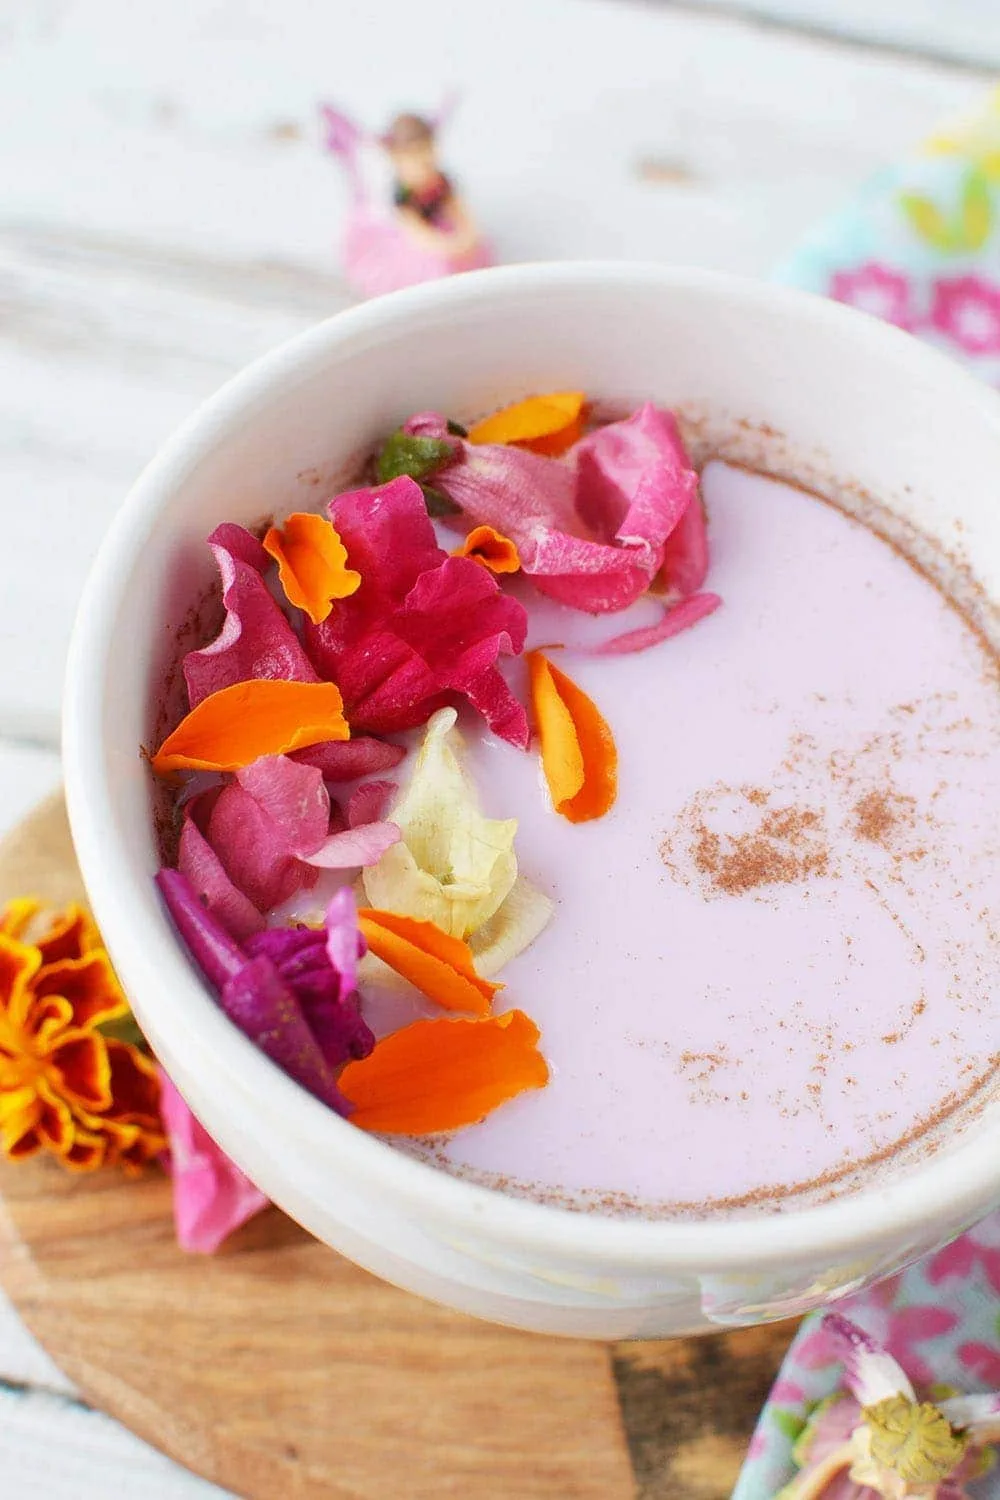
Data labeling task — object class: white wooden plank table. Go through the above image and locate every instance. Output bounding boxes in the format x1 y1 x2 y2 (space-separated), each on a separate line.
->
0 0 992 1492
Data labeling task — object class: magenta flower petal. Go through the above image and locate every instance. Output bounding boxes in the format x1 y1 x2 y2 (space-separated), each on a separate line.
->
234 755 330 857
177 796 265 941
207 782 317 912
157 1066 269 1254
325 887 364 996
303 479 529 746
291 737 406 780
347 780 397 826
592 592 721 655
156 867 247 992
183 523 318 708
305 821 401 869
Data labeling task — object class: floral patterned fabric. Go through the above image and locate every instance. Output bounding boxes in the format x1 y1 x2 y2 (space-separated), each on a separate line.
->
735 88 1000 1499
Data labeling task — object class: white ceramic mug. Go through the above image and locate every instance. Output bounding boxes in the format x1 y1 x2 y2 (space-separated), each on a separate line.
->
64 263 1000 1339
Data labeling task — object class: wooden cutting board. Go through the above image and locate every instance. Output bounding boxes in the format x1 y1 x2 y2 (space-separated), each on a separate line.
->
0 795 793 1499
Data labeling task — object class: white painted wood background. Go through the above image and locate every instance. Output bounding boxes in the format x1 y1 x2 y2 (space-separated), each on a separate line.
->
0 0 995 1492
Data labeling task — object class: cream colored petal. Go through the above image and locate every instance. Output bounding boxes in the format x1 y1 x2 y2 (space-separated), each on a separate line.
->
470 878 555 979
363 707 520 939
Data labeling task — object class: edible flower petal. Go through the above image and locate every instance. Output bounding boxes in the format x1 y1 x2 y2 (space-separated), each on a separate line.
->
357 908 501 1015
425 403 705 614
303 478 528 746
527 652 617 822
178 797 266 941
244 894 374 1066
262 511 361 625
205 781 318 912
452 524 521 574
339 1009 548 1134
151 679 350 775
363 707 517 938
291 737 406 781
155 870 350 1113
468 391 585 454
157 1066 270 1254
591 591 721 655
184 523 318 707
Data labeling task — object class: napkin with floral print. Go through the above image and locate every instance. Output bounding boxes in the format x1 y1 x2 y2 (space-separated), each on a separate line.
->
734 87 1000 1500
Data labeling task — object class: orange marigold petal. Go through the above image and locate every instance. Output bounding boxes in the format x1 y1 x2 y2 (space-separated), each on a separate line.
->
48 1032 113 1111
340 1009 548 1134
0 1087 42 1156
31 995 74 1048
357 910 501 1016
263 512 362 625
519 414 584 457
36 904 101 965
101 1040 163 1128
527 652 618 824
151 679 350 775
468 392 585 448
34 952 128 1031
452 525 521 575
63 1128 109 1172
33 1080 75 1156
0 935 42 1036
0 898 41 941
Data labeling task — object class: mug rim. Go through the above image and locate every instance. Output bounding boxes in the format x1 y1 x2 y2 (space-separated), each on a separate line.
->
63 260 1000 1272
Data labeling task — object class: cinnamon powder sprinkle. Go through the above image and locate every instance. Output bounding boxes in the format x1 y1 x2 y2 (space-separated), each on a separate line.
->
853 787 917 847
689 804 829 895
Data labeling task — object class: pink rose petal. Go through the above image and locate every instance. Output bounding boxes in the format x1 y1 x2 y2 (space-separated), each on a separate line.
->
429 404 706 615
591 592 721 655
177 794 265 941
305 821 401 869
291 737 406 780
207 781 318 912
158 1066 269 1254
184 523 317 708
235 755 330 857
347 779 397 826
660 490 710 596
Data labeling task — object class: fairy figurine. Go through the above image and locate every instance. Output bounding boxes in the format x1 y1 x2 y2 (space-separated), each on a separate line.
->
319 99 494 299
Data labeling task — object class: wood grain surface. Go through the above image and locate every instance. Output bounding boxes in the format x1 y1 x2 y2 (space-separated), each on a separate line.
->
0 793 793 1498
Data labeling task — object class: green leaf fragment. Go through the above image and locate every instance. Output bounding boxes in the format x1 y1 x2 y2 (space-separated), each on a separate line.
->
421 485 461 517
375 430 456 485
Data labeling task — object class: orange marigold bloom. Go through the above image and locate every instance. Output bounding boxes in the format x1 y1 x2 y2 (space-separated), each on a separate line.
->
0 901 166 1176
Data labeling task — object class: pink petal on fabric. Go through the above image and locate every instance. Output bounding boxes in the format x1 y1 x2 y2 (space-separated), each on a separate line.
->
305 821 401 869
591 592 721 655
207 782 318 912
183 523 318 708
291 737 406 780
157 1066 269 1254
429 404 705 614
177 795 265 942
347 780 397 826
235 755 330 858
824 1314 915 1404
957 1341 1000 1385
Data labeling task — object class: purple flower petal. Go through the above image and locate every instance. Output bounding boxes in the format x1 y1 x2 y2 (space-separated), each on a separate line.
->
184 523 318 707
347 779 397 827
291 737 406 781
591 592 721 655
220 955 351 1112
155 867 248 992
158 1066 269 1254
177 796 265 941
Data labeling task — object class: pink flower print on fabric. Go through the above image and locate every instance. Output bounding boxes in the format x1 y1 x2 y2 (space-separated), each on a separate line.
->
829 262 915 330
928 1216 1000 1295
931 275 1000 354
882 1305 961 1387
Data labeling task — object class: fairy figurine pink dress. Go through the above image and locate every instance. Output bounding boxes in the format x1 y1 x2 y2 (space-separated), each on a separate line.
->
320 102 494 299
